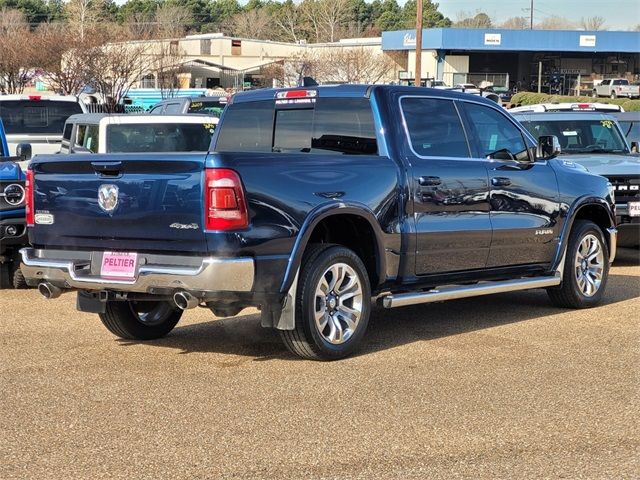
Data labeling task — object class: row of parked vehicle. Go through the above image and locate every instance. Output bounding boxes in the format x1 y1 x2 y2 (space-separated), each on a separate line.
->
1 87 639 360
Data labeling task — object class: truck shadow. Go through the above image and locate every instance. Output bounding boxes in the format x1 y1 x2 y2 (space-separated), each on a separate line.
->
120 271 640 360
614 247 640 267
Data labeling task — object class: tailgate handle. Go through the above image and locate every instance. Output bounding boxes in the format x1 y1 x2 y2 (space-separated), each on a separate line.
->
91 161 123 176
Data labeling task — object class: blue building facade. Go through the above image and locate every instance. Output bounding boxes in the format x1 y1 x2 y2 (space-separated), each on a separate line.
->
381 28 640 94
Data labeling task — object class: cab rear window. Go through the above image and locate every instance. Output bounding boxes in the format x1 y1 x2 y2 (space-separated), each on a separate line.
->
215 97 378 155
106 123 214 153
0 100 82 135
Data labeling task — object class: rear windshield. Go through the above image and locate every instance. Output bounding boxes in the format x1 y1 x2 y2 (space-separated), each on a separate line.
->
187 99 225 117
106 123 215 153
521 119 629 154
0 100 83 135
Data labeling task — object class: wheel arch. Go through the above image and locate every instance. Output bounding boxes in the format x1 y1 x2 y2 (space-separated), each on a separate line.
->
280 203 387 294
553 197 616 270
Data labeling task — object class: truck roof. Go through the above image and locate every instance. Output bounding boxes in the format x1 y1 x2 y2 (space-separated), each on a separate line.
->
0 94 81 103
231 84 501 106
64 113 220 125
512 112 619 121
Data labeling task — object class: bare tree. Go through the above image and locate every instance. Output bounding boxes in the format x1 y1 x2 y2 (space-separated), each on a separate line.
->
316 0 351 42
153 40 187 99
0 9 36 94
225 9 273 40
454 10 492 28
155 4 194 37
498 16 529 29
84 36 153 112
580 16 606 31
65 0 105 41
32 23 94 95
536 15 575 30
273 3 303 42
313 47 397 83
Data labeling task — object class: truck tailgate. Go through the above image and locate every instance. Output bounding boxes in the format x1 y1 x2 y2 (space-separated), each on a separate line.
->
30 153 208 252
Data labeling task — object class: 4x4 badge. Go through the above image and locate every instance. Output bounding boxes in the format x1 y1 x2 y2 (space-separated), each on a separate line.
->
98 184 119 213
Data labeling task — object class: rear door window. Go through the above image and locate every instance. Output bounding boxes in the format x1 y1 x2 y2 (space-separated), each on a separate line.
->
0 100 83 135
400 97 469 157
311 98 377 155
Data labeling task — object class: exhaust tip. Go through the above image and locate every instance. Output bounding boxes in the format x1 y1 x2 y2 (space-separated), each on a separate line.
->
173 291 199 310
38 282 61 299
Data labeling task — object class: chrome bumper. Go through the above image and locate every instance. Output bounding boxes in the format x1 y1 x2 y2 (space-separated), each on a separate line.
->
607 227 617 264
20 248 254 293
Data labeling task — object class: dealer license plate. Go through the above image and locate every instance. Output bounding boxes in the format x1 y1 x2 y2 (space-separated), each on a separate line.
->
629 202 640 217
100 252 138 279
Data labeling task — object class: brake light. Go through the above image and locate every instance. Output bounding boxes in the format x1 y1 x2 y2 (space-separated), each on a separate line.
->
28 95 41 101
276 89 317 99
25 170 34 226
204 169 248 230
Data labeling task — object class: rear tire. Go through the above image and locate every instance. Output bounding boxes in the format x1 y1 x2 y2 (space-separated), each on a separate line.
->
610 92 617 99
0 263 12 289
280 244 371 360
592 90 597 98
547 220 609 309
11 263 27 289
99 300 182 340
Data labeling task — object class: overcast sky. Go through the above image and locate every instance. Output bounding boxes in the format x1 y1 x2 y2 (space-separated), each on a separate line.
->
431 0 639 31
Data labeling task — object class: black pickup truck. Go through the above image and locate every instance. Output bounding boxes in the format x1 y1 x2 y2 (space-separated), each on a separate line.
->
21 86 617 360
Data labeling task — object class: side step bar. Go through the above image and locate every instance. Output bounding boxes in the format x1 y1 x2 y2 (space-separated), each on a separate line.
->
382 274 562 309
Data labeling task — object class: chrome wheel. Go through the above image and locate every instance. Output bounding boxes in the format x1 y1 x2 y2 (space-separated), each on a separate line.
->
574 234 604 297
314 262 363 345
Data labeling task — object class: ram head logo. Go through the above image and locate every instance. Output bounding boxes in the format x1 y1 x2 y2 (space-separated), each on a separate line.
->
98 184 119 213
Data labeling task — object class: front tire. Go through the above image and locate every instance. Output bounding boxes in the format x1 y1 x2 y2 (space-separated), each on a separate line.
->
99 300 182 340
280 244 371 360
547 220 609 308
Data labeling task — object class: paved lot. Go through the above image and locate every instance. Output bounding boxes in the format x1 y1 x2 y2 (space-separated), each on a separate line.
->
1 249 639 479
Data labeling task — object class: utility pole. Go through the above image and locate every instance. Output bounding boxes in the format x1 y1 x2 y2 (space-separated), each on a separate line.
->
415 0 423 87
530 0 534 29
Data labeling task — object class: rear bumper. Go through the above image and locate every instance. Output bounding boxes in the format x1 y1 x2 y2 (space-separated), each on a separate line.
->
20 248 254 293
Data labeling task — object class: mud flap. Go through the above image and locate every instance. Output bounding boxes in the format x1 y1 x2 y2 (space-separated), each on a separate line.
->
77 291 107 314
260 270 298 331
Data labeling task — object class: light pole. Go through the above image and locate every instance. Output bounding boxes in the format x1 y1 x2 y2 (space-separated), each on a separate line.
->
415 0 423 87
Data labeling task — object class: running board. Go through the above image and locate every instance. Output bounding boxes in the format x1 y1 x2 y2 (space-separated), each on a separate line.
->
382 274 562 309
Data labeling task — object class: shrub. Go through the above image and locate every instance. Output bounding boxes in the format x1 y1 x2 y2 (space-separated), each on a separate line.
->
510 92 640 111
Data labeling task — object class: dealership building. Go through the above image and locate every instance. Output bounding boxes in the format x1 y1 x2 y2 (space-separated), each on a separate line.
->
382 28 640 94
130 28 639 94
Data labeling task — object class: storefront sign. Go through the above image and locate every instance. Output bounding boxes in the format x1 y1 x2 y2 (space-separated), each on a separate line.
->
579 35 596 47
484 33 501 46
403 34 416 47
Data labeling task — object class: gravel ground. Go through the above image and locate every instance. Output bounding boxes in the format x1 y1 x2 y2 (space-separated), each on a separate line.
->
1 248 639 479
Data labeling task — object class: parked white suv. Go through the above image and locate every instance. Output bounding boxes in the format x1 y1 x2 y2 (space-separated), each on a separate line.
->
0 95 86 164
60 113 219 154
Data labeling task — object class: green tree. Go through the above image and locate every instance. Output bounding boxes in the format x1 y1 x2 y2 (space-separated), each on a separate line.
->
0 0 51 24
209 0 241 26
401 0 451 30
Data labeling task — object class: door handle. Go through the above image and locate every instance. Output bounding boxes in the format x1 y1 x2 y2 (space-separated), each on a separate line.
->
419 176 441 186
91 161 123 177
491 177 511 187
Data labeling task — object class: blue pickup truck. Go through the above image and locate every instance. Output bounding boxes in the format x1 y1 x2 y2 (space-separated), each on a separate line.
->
0 119 28 288
20 86 617 360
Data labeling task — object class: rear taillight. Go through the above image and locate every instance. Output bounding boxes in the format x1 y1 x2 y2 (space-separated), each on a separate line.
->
204 169 248 230
25 170 34 226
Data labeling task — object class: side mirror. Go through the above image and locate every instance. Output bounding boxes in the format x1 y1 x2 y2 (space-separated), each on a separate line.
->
16 143 32 162
537 135 561 160
631 141 638 153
